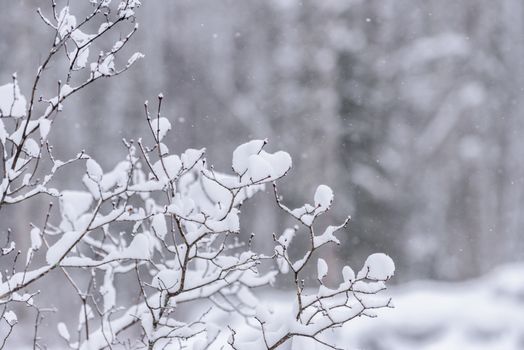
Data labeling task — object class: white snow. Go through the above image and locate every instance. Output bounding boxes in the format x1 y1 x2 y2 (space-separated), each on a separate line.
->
83 161 130 198
57 7 76 38
232 139 266 175
0 119 7 143
257 150 292 180
59 84 74 98
46 230 83 265
230 143 293 184
342 265 355 283
74 46 90 69
30 227 42 250
59 191 93 226
313 224 342 248
91 55 115 78
3 310 17 325
338 263 524 350
0 80 26 117
181 148 205 169
39 118 52 139
358 253 395 281
57 322 70 341
317 258 328 281
119 233 151 260
100 269 116 312
127 52 145 66
167 263 524 350
247 154 272 181
23 138 40 158
9 120 39 146
152 269 181 293
151 214 167 239
86 158 103 182
152 155 182 180
151 117 171 141
314 184 334 211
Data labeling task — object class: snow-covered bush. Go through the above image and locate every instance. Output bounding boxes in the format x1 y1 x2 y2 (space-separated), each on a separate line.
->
0 1 394 349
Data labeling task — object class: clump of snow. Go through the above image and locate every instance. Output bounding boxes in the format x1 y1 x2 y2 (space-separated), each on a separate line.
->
127 52 144 66
181 148 205 168
256 150 292 180
151 117 171 141
317 258 329 281
39 118 52 139
0 79 27 117
314 184 334 211
86 158 103 182
313 224 343 248
91 55 115 78
118 0 141 19
120 234 151 260
57 7 76 38
151 214 167 239
153 269 181 293
3 310 17 325
57 322 70 341
232 139 267 175
231 139 292 183
46 230 84 265
153 155 182 181
0 120 7 144
100 269 116 312
23 138 40 158
59 191 93 225
30 227 42 250
358 253 395 281
83 160 130 198
247 154 272 181
342 265 355 283
9 120 39 146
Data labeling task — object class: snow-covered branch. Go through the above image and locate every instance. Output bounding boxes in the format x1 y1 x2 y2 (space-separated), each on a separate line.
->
0 1 394 349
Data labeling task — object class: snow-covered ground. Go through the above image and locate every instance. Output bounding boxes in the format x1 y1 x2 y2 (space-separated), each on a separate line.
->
320 263 524 349
213 263 524 349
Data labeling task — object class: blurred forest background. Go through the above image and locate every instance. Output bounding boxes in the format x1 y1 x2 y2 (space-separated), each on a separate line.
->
2 0 524 284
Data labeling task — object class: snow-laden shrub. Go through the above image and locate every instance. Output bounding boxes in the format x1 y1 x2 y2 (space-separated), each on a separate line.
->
0 1 394 348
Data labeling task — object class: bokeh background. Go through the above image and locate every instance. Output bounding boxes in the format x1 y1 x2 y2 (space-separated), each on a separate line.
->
2 0 524 348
